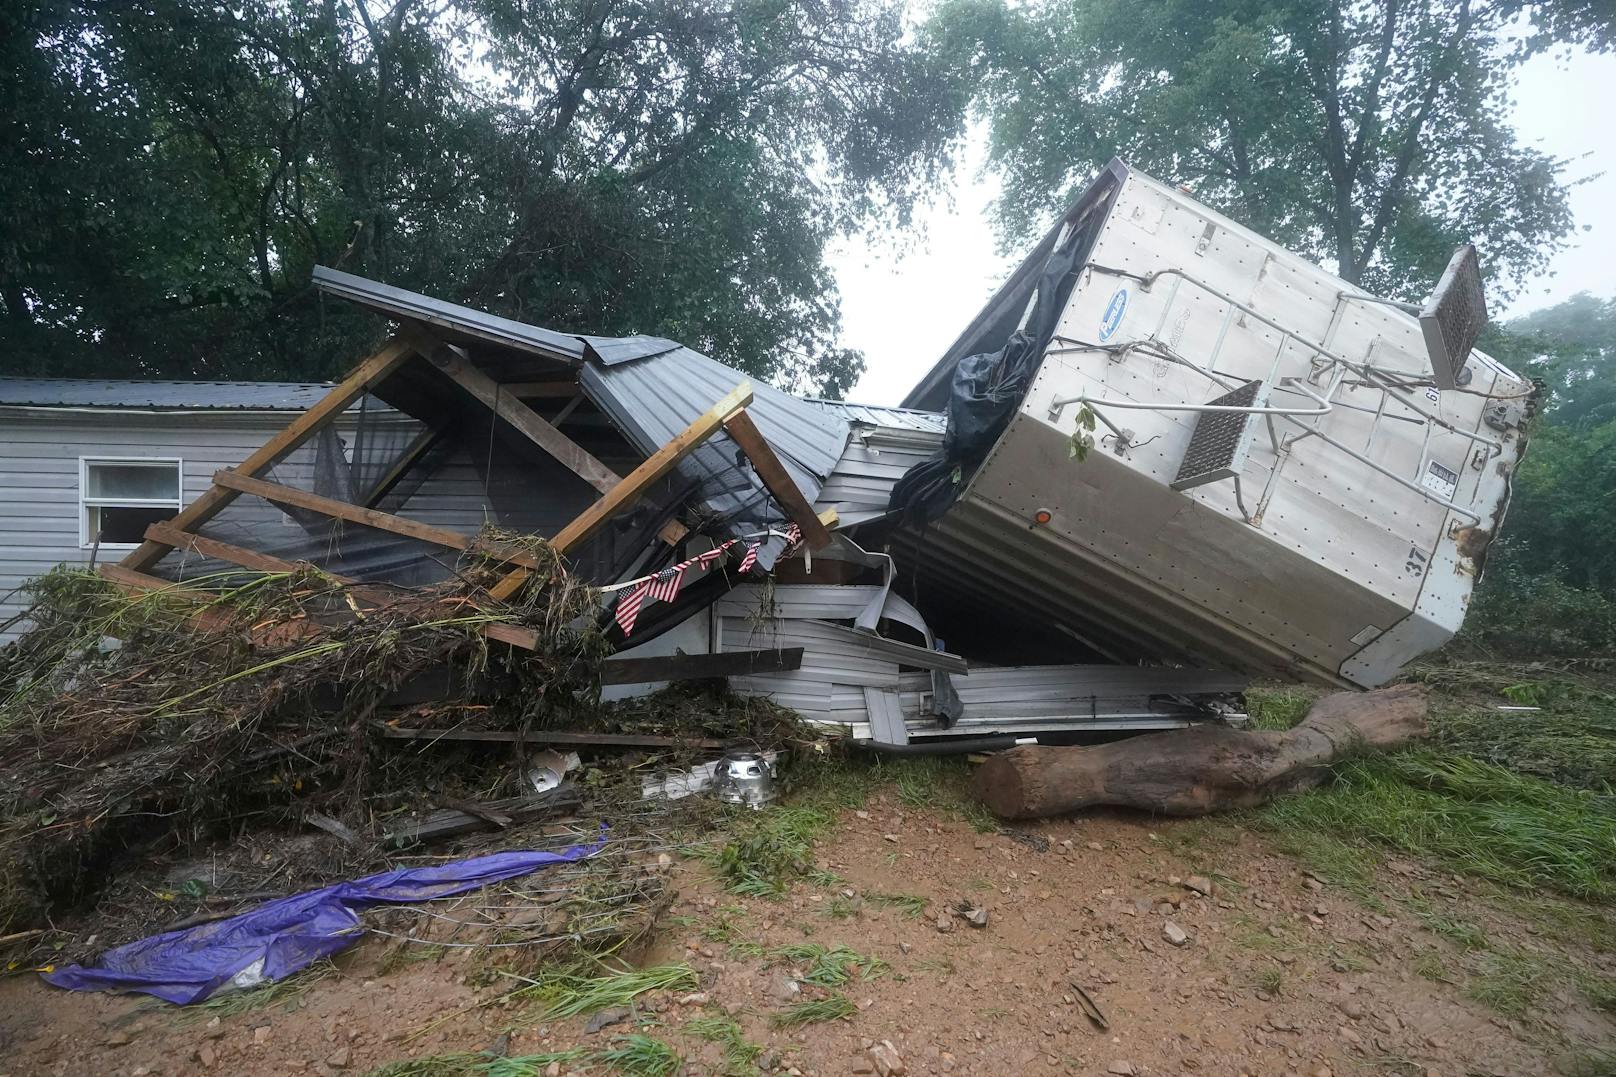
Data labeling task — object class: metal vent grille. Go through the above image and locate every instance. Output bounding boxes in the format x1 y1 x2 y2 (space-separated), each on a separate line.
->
1171 380 1268 491
1419 244 1487 390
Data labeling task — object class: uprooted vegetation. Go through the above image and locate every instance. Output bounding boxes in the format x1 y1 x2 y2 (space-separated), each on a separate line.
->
0 550 800 946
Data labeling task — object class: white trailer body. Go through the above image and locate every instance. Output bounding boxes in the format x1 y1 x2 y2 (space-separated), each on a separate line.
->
900 161 1532 688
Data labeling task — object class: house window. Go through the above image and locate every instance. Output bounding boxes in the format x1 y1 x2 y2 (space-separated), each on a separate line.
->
80 458 182 548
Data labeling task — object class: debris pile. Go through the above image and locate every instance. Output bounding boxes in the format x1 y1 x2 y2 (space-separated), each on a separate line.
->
0 542 610 932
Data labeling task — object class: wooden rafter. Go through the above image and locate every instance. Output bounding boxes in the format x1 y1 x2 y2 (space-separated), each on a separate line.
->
485 381 755 602
143 522 543 652
210 470 551 571
721 410 834 550
361 426 445 509
406 325 686 548
122 336 415 572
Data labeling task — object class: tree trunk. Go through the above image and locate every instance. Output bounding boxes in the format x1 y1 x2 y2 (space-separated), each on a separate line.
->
973 684 1427 820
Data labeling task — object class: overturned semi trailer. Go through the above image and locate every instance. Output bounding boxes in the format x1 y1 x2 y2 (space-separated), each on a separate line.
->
879 159 1532 689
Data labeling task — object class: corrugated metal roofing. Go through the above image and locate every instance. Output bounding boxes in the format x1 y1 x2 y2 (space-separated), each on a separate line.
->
579 335 684 366
799 397 948 434
312 265 584 363
581 345 851 569
0 377 344 411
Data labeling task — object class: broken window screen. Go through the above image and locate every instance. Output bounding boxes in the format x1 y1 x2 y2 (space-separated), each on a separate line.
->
81 458 181 547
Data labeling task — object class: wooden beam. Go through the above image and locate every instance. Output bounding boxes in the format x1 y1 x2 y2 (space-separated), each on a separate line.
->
406 327 621 496
146 523 335 577
122 336 415 571
210 470 550 571
98 564 267 636
380 728 727 749
486 381 754 602
499 381 580 399
600 647 804 685
361 426 445 508
721 409 834 550
144 523 544 653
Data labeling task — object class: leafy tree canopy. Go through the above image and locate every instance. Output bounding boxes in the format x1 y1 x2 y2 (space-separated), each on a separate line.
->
0 0 970 394
929 0 1604 302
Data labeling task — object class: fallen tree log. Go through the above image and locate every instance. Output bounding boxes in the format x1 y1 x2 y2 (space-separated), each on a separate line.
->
973 684 1427 820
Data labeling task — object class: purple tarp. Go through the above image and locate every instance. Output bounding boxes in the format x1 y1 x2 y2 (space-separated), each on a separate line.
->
43 833 605 1005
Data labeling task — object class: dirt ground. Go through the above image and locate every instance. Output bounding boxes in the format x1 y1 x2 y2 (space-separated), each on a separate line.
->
2 792 1611 1077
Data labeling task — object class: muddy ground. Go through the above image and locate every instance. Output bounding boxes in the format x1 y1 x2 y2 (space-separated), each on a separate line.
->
1 791 1611 1077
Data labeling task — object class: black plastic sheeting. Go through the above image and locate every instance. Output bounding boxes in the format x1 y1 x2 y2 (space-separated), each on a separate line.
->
889 165 1123 528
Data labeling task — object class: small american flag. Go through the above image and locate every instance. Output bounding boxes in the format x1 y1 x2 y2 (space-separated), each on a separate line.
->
645 563 687 604
614 580 651 636
737 541 759 575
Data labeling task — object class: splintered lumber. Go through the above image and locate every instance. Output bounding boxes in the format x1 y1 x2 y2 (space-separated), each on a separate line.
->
210 470 549 570
487 381 754 601
721 409 833 550
134 526 545 653
122 336 414 572
599 646 805 684
381 783 584 847
973 684 1428 820
380 728 727 749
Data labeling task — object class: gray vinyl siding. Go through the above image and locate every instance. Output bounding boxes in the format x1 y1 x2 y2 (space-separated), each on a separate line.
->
0 411 315 642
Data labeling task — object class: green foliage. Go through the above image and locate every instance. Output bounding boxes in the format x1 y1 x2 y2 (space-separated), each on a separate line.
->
509 963 698 1018
1258 751 1616 900
929 0 1591 300
683 1015 764 1073
1244 684 1318 731
767 942 889 986
701 806 832 897
1458 293 1616 656
770 994 856 1027
1 0 970 394
594 1034 681 1077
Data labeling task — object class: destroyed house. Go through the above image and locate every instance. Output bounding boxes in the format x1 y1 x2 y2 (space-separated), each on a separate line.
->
51 160 1529 748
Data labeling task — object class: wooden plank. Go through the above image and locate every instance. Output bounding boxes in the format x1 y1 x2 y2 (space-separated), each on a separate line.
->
721 409 834 550
600 647 805 685
209 470 548 571
380 728 728 749
133 530 545 653
380 785 584 848
122 337 415 571
486 381 754 602
407 326 686 570
406 327 621 496
361 426 445 508
146 523 336 577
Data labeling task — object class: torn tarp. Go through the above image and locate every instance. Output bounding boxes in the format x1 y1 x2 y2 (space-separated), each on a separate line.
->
43 835 605 1005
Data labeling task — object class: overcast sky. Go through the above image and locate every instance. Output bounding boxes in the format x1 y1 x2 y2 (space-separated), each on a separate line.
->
830 45 1616 406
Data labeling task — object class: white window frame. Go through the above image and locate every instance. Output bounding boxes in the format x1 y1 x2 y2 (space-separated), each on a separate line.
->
78 456 184 549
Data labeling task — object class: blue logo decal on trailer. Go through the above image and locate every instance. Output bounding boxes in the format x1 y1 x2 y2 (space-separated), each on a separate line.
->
1098 287 1129 341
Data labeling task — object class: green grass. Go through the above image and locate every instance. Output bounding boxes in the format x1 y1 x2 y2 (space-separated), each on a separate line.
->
1245 683 1318 730
1253 966 1285 995
1466 949 1551 1017
366 1049 587 1077
912 956 955 976
771 994 855 1027
683 1015 764 1072
767 943 888 986
1412 952 1453 983
866 892 928 918
190 961 337 1018
508 963 698 1018
1257 751 1616 900
595 1034 680 1077
697 806 832 897
1403 896 1490 950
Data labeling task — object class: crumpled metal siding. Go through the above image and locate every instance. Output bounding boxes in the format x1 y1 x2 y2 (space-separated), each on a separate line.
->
581 346 850 569
798 398 947 434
